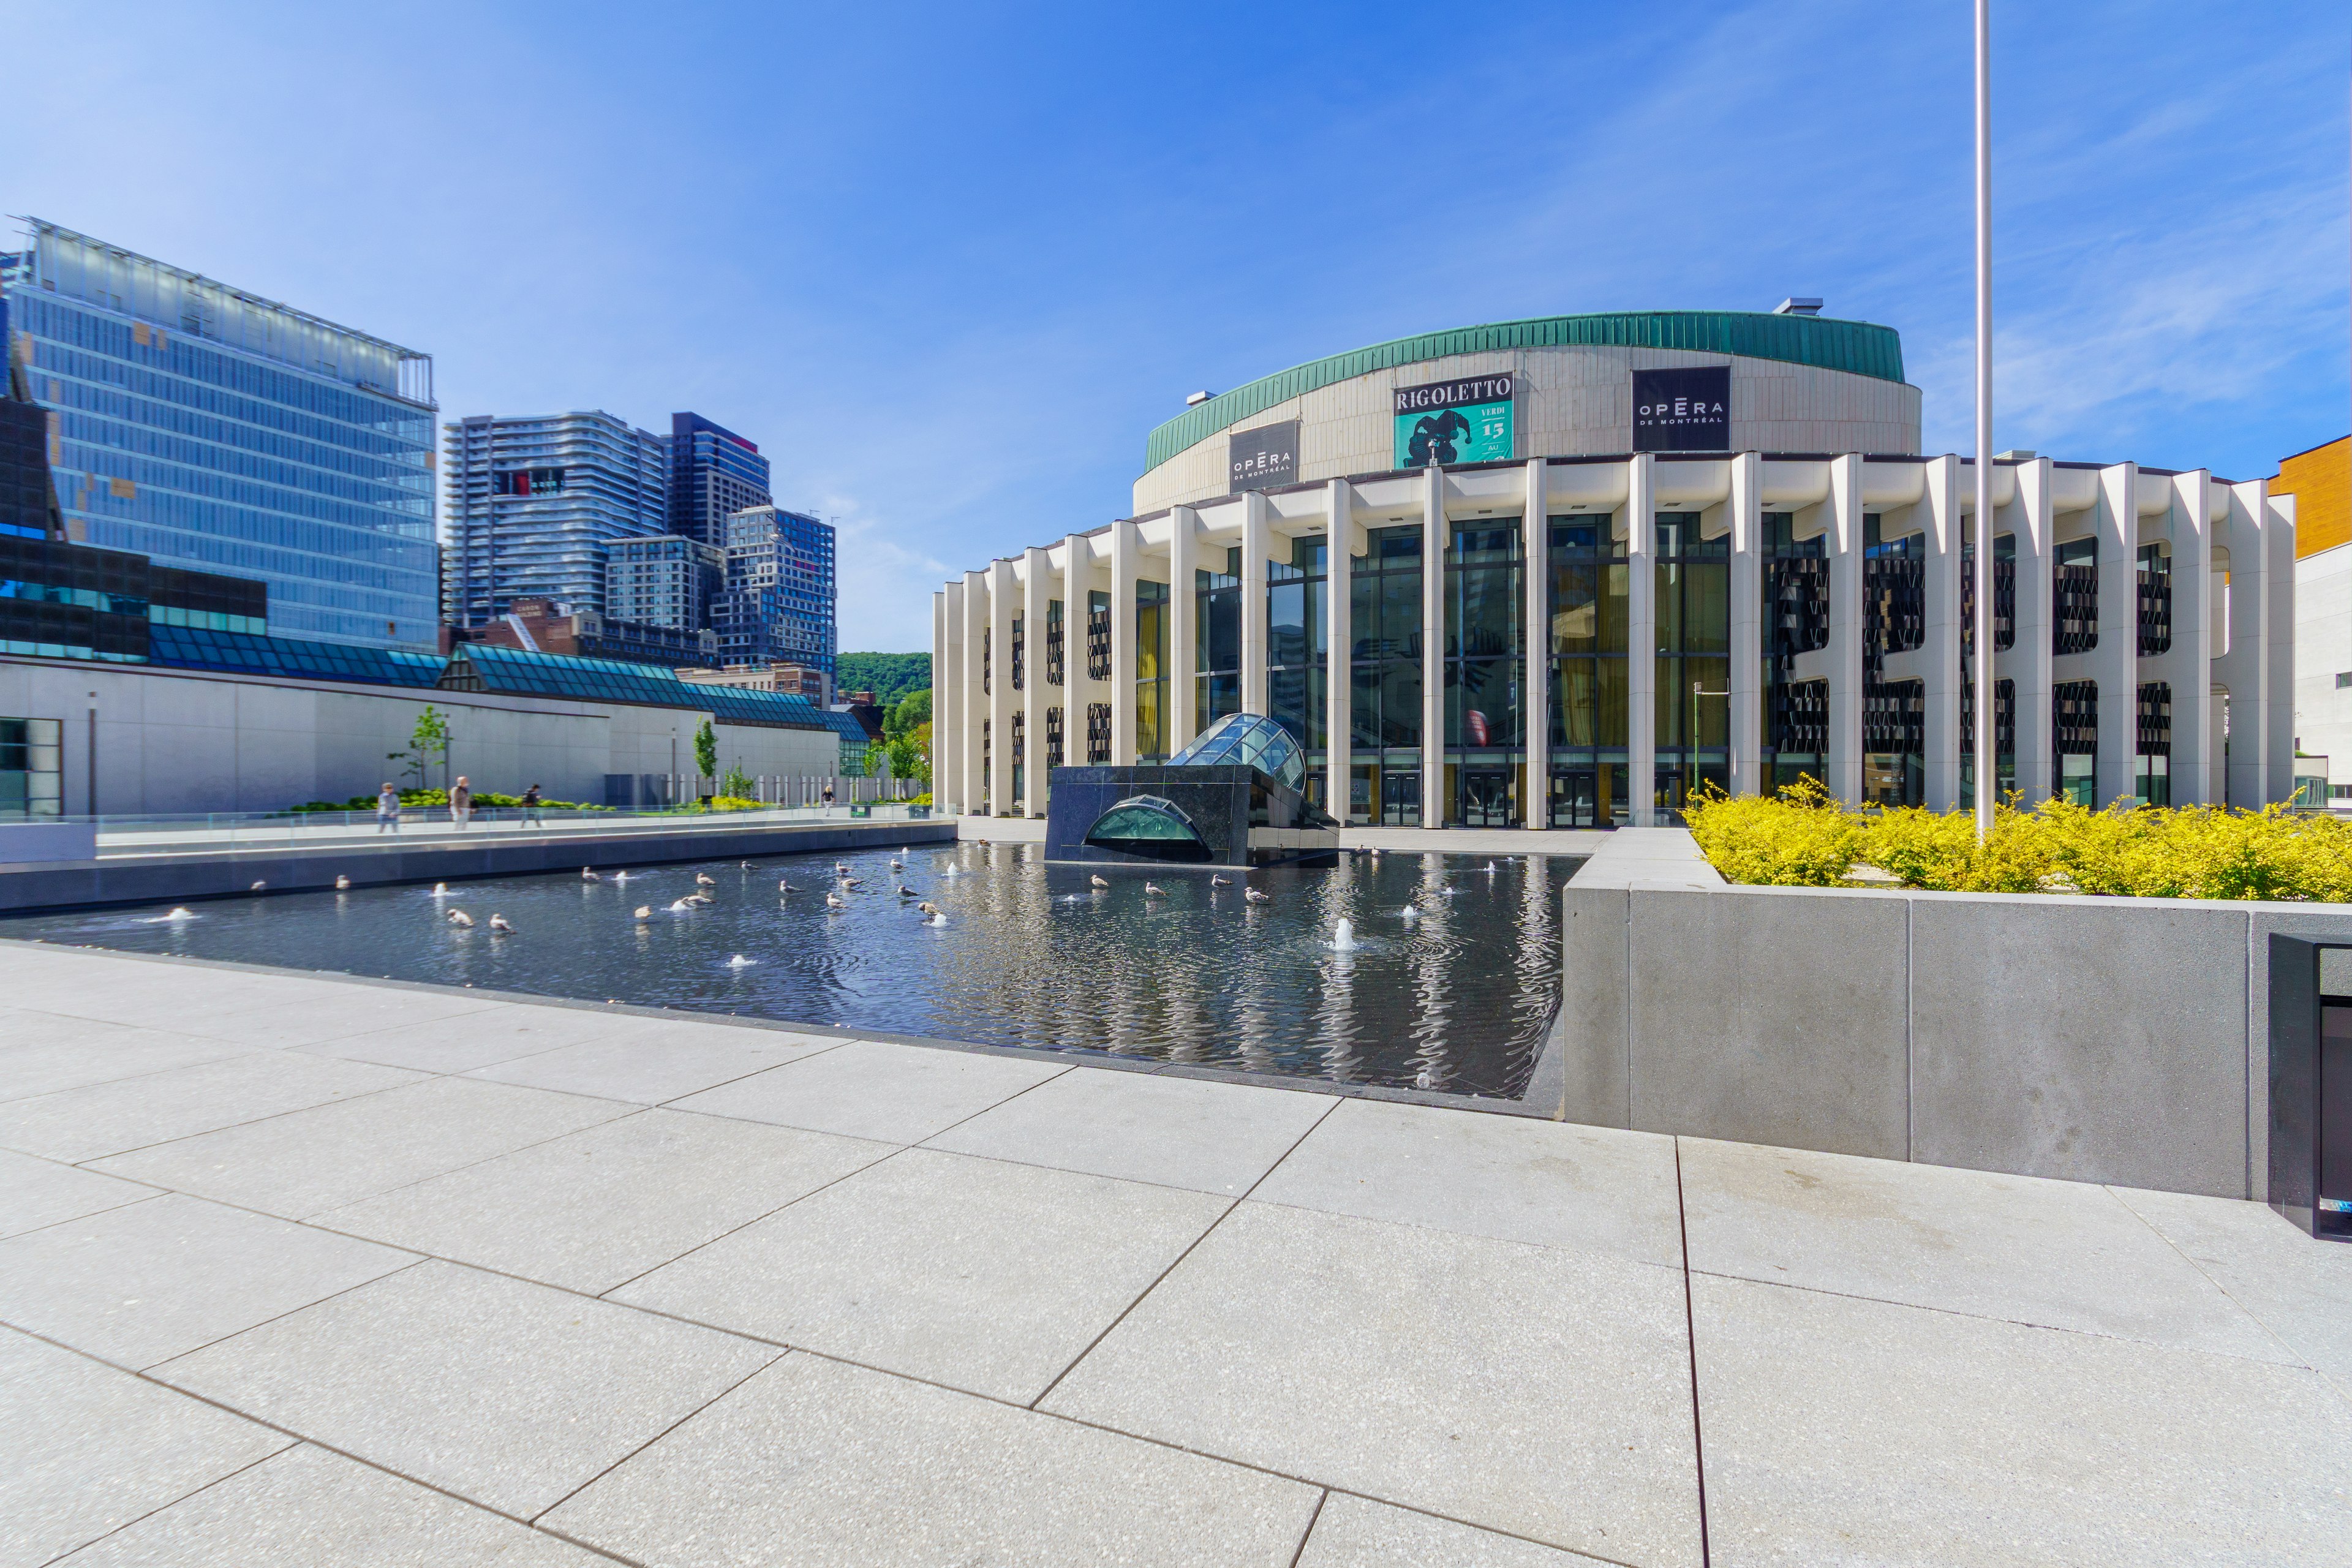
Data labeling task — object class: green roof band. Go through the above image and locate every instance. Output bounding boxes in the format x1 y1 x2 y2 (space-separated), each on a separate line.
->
1144 310 1908 474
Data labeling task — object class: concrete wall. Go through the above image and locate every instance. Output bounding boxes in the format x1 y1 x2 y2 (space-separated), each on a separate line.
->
0 657 839 815
1545 840 2352 1199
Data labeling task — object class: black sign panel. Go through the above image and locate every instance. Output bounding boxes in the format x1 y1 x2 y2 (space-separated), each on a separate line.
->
1229 421 1300 494
1632 366 1730 452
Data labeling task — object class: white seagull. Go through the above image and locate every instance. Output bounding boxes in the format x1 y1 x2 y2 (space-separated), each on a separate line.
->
1144 882 1166 897
1210 873 1233 887
668 898 696 913
445 908 475 927
1243 886 1271 904
489 914 514 934
695 873 718 887
250 880 266 892
581 867 600 881
826 891 848 910
1090 874 1111 888
633 905 652 921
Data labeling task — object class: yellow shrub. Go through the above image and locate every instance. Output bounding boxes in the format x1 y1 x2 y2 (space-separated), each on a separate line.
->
1683 777 1863 887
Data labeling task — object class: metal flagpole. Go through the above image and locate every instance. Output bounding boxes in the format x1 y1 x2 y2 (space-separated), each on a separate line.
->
1973 0 1996 842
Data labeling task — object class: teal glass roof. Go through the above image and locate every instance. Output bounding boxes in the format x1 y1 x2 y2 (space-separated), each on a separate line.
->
1170 712 1305 792
147 625 447 687
441 645 861 736
1144 310 1908 473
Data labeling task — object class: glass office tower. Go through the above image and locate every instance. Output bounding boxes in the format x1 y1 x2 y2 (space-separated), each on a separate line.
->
441 412 666 627
711 505 837 675
667 413 772 549
0 219 437 649
606 534 723 631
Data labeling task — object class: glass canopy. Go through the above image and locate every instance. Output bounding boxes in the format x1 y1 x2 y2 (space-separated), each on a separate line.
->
1169 711 1305 793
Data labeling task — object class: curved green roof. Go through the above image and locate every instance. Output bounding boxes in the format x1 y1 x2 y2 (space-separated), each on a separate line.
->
1144 311 1907 473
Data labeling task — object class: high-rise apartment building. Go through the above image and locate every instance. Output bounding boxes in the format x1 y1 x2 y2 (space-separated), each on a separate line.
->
606 533 723 631
0 219 438 649
667 412 771 548
441 411 665 628
712 505 836 676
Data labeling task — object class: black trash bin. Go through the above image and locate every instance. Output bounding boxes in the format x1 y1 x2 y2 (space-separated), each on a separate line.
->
2268 935 2352 1241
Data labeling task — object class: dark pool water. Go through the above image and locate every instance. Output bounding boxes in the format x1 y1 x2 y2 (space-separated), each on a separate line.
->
2 843 1578 1099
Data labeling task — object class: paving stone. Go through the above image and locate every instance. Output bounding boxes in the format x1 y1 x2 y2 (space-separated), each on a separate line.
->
1295 1494 1616 1566
465 1019 845 1103
614 1147 1228 1401
293 1001 649 1074
540 1352 1319 1566
181 987 508 1050
153 1259 775 1520
53 1442 605 1566
0 1011 249 1102
0 1052 421 1163
925 1066 1334 1194
0 1148 159 1239
1041 1202 1702 1566
1679 1137 2291 1360
669 1038 1066 1144
2109 1183 2352 1381
1691 1271 2352 1566
0 1193 415 1368
1250 1096 1683 1265
0 1325 290 1568
320 1109 889 1294
91 1077 630 1218
0 960 352 1031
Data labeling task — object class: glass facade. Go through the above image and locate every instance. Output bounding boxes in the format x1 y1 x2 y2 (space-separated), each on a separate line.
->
1652 514 1729 820
1762 511 1828 792
711 505 837 676
666 412 771 549
1445 520 1524 827
606 533 723 631
1350 524 1423 825
443 412 666 627
1547 515 1628 826
1861 513 1923 808
2 221 437 650
1267 535 1326 812
1195 545 1240 734
1135 578 1169 760
0 715 62 818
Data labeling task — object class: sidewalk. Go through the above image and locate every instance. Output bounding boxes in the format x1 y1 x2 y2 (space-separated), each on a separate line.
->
2 941 2347 1565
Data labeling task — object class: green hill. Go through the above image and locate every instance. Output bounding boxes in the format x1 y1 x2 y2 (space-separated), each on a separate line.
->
835 652 930 706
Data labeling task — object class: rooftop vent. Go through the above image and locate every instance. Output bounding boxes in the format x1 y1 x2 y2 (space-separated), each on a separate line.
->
1773 297 1823 317
1185 390 1215 407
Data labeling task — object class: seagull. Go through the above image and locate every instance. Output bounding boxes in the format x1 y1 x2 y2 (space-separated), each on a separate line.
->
334 875 350 890
826 891 848 910
834 861 851 875
726 953 758 967
633 905 652 921
668 898 696 913
1144 882 1166 897
250 880 266 891
445 908 474 927
889 858 903 872
695 873 717 887
918 901 940 915
1090 874 1110 888
1210 873 1232 887
1368 846 1382 858
582 867 600 881
778 879 794 893
686 892 715 906
489 914 514 934
1243 886 1271 904
739 861 756 869
897 884 918 896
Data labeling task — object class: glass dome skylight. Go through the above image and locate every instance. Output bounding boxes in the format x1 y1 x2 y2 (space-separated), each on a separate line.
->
1168 712 1305 793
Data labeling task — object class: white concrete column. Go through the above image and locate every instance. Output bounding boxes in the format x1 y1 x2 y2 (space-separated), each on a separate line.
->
933 588 954 811
1917 455 1963 812
1021 545 1049 815
1241 491 1270 717
1626 453 1657 824
960 569 986 815
2268 486 2297 804
1061 531 1094 762
2215 480 2271 806
2094 463 2139 806
1168 507 1199 753
986 560 1014 815
2003 458 2056 807
1523 459 1550 824
1325 478 1355 816
1823 453 1865 806
2155 472 2213 804
1109 519 1139 764
1420 464 1447 827
1727 452 1764 797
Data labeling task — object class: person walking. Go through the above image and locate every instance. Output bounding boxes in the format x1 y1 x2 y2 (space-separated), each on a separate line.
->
450 775 473 831
375 782 401 834
520 783 544 827
821 781 835 813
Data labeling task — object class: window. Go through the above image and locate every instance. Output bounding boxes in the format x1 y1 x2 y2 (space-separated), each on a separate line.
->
1267 535 1327 810
1351 524 1423 826
1654 513 1728 819
1548 515 1629 827
0 717 63 818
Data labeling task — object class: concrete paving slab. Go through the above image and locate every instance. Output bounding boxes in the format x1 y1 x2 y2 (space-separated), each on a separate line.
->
1250 1097 1683 1267
0 965 360 1031
1691 1271 2352 1566
153 1259 775 1520
0 1148 159 1239
0 1193 415 1369
1041 1202 1702 1566
540 1351 1321 1567
0 1011 251 1102
178 987 509 1051
0 1325 290 1568
614 1147 1229 1403
292 1000 650 1074
669 1038 1067 1144
1295 1494 1616 1566
1679 1137 2294 1362
319 1109 891 1294
0 1051 421 1163
90 1077 630 1218
2110 1184 2352 1383
464 1017 845 1103
52 1442 606 1566
925 1066 1333 1195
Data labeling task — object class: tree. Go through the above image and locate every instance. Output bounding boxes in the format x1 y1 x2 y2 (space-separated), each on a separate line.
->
887 720 933 785
885 688 931 741
834 652 930 707
693 718 718 783
387 705 451 791
721 763 755 799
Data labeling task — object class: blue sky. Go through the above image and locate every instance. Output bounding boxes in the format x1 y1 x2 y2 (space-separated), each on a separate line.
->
12 1 2349 652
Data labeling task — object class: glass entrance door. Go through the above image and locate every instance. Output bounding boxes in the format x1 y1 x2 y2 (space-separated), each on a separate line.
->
1550 768 1597 827
1459 767 1515 827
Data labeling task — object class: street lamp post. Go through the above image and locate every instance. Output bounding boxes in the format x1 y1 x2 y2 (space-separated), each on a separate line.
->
1973 0 1996 842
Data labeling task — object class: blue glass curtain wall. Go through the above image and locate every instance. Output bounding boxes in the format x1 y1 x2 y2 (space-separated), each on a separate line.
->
1267 535 1327 811
1444 519 1523 827
1134 578 1169 761
1350 524 1423 825
1195 546 1240 734
1547 516 1629 826
1653 513 1729 820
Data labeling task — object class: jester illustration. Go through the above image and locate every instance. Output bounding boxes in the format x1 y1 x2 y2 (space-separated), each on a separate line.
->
1406 408 1472 465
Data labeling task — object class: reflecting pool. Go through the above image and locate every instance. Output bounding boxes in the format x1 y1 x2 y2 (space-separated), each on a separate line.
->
2 843 1580 1099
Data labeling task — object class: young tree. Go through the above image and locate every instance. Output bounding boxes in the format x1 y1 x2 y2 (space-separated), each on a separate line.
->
386 705 451 792
886 688 931 740
693 718 718 784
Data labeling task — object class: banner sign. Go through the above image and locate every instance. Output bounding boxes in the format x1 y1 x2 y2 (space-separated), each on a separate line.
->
1393 373 1514 467
1228 421 1300 494
1632 366 1730 451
